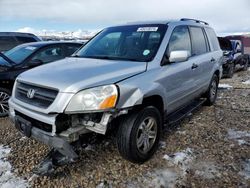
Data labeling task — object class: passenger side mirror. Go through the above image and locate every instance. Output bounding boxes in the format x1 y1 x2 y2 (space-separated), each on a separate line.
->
169 50 190 63
27 59 43 68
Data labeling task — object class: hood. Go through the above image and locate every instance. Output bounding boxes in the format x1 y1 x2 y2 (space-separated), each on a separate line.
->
17 57 147 93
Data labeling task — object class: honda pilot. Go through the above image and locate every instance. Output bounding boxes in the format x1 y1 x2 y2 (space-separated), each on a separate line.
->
9 19 222 166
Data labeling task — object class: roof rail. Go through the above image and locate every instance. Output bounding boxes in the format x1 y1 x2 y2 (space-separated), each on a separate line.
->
180 18 209 25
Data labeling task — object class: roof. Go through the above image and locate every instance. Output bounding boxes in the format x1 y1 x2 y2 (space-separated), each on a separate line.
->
0 32 38 37
17 41 83 48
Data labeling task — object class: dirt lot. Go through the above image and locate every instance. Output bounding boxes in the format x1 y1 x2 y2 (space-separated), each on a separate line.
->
0 69 250 188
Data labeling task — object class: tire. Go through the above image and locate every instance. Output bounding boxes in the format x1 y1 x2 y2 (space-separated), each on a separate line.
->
204 74 219 106
0 88 11 117
226 63 234 78
243 58 249 71
116 106 162 164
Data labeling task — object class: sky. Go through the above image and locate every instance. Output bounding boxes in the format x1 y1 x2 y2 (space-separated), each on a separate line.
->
0 0 250 36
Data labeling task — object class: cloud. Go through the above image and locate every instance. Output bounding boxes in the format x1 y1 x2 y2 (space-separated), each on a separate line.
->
16 27 99 38
0 0 250 34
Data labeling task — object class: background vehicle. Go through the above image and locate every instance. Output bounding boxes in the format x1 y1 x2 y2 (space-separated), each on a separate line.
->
218 37 235 78
0 32 41 52
8 19 222 173
226 35 250 70
0 41 83 117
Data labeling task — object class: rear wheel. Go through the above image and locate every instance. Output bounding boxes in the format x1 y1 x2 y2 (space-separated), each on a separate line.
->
243 58 249 71
226 63 234 78
204 74 219 106
0 88 11 117
116 106 162 163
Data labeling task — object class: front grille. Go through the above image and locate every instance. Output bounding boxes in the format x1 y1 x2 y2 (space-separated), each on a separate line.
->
15 82 58 108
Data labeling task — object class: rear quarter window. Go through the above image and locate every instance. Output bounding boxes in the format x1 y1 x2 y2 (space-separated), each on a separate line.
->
205 28 220 51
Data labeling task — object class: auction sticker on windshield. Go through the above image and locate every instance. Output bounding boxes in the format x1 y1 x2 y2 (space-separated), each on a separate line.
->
137 27 158 32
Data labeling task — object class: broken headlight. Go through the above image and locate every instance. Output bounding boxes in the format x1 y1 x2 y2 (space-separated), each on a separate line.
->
65 84 118 113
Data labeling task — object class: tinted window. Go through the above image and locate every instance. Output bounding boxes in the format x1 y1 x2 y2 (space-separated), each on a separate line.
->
190 27 208 55
31 46 64 63
0 36 17 52
64 44 81 56
4 45 37 64
167 26 191 56
218 37 232 51
75 24 167 62
205 28 220 51
16 36 37 44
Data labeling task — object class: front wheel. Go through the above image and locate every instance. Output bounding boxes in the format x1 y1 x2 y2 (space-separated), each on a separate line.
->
204 74 219 106
0 88 11 117
116 106 162 163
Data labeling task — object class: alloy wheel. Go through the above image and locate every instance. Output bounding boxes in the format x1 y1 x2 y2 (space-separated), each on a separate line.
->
136 117 158 154
0 91 10 116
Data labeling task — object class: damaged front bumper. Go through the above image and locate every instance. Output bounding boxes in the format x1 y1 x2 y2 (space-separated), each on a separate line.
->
8 97 126 160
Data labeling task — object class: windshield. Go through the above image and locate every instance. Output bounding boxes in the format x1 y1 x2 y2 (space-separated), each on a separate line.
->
2 45 38 64
75 24 167 62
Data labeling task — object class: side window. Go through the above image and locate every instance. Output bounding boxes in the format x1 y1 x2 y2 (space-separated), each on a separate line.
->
16 36 37 44
31 46 64 64
167 26 191 57
0 36 17 52
64 44 81 56
189 27 208 55
204 28 220 51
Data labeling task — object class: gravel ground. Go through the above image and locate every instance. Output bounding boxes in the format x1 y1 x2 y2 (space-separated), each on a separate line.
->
0 69 250 188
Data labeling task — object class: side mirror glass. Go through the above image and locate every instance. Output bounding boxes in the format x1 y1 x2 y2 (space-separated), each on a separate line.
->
169 50 190 63
27 59 43 68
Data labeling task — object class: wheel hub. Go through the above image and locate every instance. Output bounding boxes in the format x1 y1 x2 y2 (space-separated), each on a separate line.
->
136 117 157 154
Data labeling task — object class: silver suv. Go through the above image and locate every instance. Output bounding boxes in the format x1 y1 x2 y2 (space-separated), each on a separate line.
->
9 18 222 164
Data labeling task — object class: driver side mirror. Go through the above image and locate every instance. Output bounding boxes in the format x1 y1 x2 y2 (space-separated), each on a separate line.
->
27 59 43 68
169 50 190 63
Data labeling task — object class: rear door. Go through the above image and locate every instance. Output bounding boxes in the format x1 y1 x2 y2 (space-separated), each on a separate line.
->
189 26 212 91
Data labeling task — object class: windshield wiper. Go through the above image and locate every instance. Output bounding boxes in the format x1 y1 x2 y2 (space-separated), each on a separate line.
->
0 52 15 65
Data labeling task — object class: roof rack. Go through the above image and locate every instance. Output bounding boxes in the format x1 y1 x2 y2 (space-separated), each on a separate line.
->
180 18 209 25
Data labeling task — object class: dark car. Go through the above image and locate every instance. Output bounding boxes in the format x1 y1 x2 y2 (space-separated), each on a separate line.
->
218 37 235 78
226 35 250 68
0 41 83 116
0 32 41 52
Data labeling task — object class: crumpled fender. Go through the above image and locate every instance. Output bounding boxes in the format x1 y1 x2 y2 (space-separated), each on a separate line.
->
116 79 168 111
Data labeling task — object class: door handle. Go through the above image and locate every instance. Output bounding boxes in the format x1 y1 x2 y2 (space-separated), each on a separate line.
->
191 63 198 69
211 58 216 62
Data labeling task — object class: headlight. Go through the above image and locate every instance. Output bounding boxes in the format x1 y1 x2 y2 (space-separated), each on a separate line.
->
65 84 118 112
